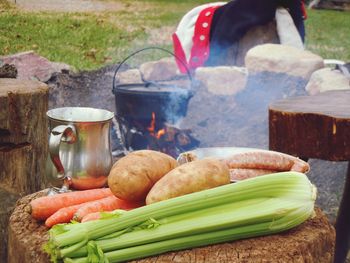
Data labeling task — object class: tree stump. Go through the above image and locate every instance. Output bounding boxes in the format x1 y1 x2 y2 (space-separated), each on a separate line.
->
269 90 350 263
269 90 350 161
0 78 49 194
0 78 49 261
8 191 335 263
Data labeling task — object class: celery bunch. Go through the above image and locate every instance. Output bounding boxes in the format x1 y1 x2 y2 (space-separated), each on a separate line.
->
45 171 317 263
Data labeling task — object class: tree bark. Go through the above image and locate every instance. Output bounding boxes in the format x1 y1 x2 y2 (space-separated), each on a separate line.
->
269 90 350 161
8 191 335 263
0 78 49 194
0 78 49 262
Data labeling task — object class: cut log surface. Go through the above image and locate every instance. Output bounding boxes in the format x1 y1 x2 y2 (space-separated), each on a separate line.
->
8 191 335 263
269 90 350 161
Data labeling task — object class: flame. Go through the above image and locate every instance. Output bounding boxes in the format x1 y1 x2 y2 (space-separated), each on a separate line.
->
147 112 156 134
147 112 165 139
156 129 165 139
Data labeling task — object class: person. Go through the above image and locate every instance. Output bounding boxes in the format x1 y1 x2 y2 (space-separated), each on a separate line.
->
172 0 307 73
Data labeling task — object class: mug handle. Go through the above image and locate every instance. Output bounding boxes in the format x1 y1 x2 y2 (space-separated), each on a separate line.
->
49 125 77 180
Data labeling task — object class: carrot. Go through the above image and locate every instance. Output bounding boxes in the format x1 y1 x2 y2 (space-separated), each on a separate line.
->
30 188 113 221
81 211 111 223
74 196 144 222
45 203 86 228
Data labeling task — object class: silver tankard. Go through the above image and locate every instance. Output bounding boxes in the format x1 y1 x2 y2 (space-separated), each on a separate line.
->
46 107 114 192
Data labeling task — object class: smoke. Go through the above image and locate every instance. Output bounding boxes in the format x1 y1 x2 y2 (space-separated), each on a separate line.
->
161 86 193 126
180 71 308 150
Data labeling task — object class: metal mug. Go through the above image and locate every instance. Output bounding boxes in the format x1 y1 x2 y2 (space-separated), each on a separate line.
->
46 107 114 192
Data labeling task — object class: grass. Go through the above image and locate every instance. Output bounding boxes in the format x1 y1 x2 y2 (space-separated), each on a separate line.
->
305 9 350 61
0 0 349 70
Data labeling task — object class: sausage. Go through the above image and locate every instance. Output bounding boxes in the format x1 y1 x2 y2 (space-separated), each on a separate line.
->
223 151 310 173
229 168 277 181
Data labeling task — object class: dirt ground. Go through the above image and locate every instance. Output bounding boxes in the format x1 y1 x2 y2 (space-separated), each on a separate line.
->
9 0 124 12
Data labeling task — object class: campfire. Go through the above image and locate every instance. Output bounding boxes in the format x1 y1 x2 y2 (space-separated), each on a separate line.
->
114 111 199 158
111 47 199 158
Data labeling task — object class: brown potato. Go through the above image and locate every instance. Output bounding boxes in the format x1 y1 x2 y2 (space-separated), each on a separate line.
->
146 158 230 205
108 150 178 201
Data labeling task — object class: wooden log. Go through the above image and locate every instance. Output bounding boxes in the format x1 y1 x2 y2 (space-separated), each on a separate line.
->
268 90 350 263
0 78 49 194
269 90 350 161
0 187 20 263
8 191 335 263
0 78 49 262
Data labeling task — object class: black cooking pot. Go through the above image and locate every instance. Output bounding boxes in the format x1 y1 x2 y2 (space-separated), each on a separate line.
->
112 47 194 123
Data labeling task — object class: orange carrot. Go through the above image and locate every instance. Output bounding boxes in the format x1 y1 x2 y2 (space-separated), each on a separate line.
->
30 188 113 221
81 211 111 223
45 203 86 228
74 196 144 222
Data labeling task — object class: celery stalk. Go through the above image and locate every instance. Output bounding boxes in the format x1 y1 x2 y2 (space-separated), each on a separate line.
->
66 201 313 263
52 172 311 245
46 172 316 262
67 196 310 258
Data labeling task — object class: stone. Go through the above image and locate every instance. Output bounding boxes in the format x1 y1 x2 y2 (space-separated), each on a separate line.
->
1 51 71 82
305 67 350 95
235 21 279 66
140 57 179 82
195 66 248 96
245 44 324 80
116 68 142 84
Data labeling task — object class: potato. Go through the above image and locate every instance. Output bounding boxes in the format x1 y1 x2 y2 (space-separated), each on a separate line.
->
108 150 178 201
146 158 230 205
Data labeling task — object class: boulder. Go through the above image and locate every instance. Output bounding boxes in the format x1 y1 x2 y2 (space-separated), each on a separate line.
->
140 57 179 81
236 21 279 66
306 67 350 95
195 66 248 96
116 68 142 84
1 51 71 82
245 44 324 80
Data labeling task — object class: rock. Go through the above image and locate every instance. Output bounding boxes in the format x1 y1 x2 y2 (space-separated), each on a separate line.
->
306 67 350 95
208 8 302 67
1 51 71 82
195 66 248 96
309 0 350 11
245 44 324 80
0 64 17 78
140 57 179 81
47 65 116 113
50 62 71 74
236 21 279 66
116 68 142 84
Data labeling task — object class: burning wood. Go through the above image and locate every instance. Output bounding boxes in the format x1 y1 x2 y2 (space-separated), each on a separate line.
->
145 112 199 157
113 111 199 158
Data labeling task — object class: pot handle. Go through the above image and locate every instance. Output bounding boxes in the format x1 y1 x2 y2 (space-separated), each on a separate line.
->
112 46 193 92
